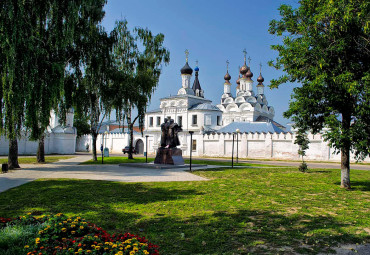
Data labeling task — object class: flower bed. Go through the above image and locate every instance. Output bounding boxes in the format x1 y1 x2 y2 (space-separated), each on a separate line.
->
1 213 159 255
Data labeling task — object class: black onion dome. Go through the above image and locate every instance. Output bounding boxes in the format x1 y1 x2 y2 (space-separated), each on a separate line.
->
240 64 248 75
181 62 193 75
246 67 253 78
257 73 264 83
224 71 231 81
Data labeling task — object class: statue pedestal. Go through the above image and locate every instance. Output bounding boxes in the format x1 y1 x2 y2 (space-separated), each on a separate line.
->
154 147 185 165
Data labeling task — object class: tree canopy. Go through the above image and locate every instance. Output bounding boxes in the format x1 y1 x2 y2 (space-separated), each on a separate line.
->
269 0 370 188
110 20 170 159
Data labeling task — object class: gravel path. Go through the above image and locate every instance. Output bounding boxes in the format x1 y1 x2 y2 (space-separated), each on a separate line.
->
0 155 208 193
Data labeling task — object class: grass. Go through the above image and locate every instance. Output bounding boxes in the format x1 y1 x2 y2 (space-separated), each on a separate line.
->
80 156 275 167
0 167 369 254
0 156 73 165
194 156 370 165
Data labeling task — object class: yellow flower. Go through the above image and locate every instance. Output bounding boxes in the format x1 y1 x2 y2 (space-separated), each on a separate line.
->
112 244 117 248
87 251 92 253
63 221 67 223
133 247 138 252
80 226 84 229
61 228 67 232
115 252 123 255
71 231 76 234
39 230 43 234
143 251 149 255
95 246 100 250
130 251 135 255
24 245 29 248
78 248 83 252
125 245 131 249
27 212 31 215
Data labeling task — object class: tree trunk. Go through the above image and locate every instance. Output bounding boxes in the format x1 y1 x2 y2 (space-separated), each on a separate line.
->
341 112 351 189
92 132 98 161
128 123 134 159
8 139 20 169
37 135 45 163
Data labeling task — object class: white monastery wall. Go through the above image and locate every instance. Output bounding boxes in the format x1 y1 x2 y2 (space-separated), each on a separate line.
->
0 132 76 155
76 131 369 162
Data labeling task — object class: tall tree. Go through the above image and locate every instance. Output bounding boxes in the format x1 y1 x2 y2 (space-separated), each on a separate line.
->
0 0 35 169
269 0 370 188
74 25 114 161
110 20 170 159
0 0 108 166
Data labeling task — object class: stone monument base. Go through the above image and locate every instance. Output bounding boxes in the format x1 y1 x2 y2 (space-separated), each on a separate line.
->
154 147 185 165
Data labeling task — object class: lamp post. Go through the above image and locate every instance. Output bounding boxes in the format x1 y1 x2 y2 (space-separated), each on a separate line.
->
236 128 240 164
231 132 235 168
145 135 149 163
189 131 194 172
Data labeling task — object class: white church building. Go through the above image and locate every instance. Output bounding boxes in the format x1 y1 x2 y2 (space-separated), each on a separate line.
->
77 53 368 162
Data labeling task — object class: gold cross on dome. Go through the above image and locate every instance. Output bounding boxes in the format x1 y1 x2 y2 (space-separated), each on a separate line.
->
259 62 262 73
226 60 229 71
185 49 189 62
248 56 252 66
243 49 247 63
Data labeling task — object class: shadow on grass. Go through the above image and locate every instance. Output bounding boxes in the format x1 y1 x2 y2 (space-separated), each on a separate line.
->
334 180 370 191
135 210 367 255
0 179 203 215
1 180 369 254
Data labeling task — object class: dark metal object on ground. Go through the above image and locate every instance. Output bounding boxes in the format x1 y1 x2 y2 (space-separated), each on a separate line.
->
2 164 8 173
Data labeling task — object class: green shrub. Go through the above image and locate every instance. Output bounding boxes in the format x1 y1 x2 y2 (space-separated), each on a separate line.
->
299 162 308 172
0 222 45 255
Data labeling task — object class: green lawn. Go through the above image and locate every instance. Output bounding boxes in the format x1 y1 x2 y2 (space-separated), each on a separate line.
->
0 167 369 254
0 156 73 165
81 156 274 167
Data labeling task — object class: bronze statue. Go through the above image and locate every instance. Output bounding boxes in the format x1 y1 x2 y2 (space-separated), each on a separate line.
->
160 117 182 148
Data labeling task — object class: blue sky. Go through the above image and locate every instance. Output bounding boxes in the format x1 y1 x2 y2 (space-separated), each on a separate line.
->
102 0 300 126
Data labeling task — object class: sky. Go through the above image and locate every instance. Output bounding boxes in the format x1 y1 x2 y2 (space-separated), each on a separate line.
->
101 0 300 127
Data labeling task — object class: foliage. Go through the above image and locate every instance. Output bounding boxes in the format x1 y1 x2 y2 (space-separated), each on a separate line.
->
0 213 158 255
298 162 308 172
0 168 369 254
74 112 92 138
269 0 370 188
0 220 45 255
110 20 170 159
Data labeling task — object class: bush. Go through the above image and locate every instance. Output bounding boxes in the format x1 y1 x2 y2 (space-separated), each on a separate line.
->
0 213 159 255
299 162 308 172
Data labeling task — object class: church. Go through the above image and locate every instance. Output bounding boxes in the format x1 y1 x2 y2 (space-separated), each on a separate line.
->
75 51 368 162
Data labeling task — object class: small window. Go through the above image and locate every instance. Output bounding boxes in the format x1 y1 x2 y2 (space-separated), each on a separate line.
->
192 115 197 125
217 116 221 126
149 117 153 127
156 116 161 126
178 116 183 127
192 139 197 151
205 115 211 126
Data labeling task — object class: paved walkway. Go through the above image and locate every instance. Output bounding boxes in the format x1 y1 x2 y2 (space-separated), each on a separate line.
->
0 156 209 193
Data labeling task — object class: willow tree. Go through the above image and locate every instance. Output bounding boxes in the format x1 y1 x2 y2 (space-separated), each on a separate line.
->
0 0 34 169
0 0 108 166
73 24 114 161
110 20 170 159
269 0 370 188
